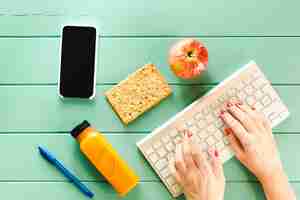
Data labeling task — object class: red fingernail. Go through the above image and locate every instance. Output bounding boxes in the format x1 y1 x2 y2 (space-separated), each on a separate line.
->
219 112 225 120
227 102 233 107
219 109 225 116
224 128 231 136
187 131 193 138
251 106 256 110
214 150 219 157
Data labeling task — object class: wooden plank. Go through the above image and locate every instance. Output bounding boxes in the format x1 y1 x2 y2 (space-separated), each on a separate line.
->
0 85 298 132
1 181 299 200
0 38 299 84
0 134 298 181
0 0 300 36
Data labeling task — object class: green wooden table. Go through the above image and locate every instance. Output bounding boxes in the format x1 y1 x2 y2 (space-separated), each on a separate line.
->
1 0 300 199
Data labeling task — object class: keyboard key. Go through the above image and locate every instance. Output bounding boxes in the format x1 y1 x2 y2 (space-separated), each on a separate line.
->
218 94 227 102
158 147 167 157
207 124 216 133
254 102 264 111
261 95 272 106
229 96 239 103
210 102 219 110
169 130 178 137
166 142 174 152
216 141 225 151
237 91 247 100
254 77 267 89
197 120 206 129
167 153 174 162
236 81 245 90
166 176 176 185
194 112 203 120
254 90 264 100
153 141 162 149
174 136 182 144
246 96 256 106
190 134 201 144
206 136 216 146
189 125 198 134
149 153 159 163
198 130 209 139
227 88 238 96
155 158 168 170
160 167 171 178
245 85 254 95
214 118 224 128
262 85 279 101
205 114 215 124
162 135 171 143
172 184 182 193
202 108 210 115
215 129 223 139
243 76 252 85
145 147 154 155
200 142 208 151
213 108 221 117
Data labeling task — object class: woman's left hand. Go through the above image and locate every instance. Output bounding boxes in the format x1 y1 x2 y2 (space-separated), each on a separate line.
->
169 134 225 200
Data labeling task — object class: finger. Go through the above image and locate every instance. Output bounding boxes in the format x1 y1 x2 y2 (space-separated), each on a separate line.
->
261 116 272 133
183 129 193 138
169 158 183 184
182 137 196 169
224 127 245 159
250 107 272 133
226 103 258 132
190 142 212 174
236 102 265 129
208 149 224 178
175 143 186 176
220 111 251 148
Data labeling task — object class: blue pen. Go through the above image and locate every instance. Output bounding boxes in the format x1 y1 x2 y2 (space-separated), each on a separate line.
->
38 146 94 198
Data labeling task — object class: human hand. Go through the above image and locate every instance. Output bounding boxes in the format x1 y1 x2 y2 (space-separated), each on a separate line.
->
169 133 225 200
219 101 283 183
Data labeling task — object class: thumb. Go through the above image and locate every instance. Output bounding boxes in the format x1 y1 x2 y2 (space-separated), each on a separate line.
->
208 149 224 178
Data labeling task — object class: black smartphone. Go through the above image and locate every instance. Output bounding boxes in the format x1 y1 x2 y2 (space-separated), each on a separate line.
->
59 26 97 99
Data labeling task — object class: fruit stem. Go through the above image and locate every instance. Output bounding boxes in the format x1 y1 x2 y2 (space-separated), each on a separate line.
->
187 51 193 58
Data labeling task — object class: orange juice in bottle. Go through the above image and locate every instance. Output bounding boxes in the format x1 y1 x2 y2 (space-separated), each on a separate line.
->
71 120 139 196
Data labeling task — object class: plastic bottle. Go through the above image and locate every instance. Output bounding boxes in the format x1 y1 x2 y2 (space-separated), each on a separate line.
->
71 120 139 196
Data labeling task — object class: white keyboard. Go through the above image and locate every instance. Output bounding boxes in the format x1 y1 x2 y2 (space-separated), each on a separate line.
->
137 61 289 197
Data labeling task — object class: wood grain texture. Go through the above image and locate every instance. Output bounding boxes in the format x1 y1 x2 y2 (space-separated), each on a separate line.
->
0 85 297 132
1 0 299 198
0 134 298 182
0 0 300 36
1 182 299 200
0 38 299 84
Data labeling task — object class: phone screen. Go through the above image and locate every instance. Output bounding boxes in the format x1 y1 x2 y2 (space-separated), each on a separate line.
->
59 26 97 98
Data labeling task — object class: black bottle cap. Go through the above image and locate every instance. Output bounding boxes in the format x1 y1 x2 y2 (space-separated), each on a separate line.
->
71 120 91 138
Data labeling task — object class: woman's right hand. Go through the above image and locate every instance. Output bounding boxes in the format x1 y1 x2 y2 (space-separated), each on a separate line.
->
220 101 296 200
219 101 283 182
